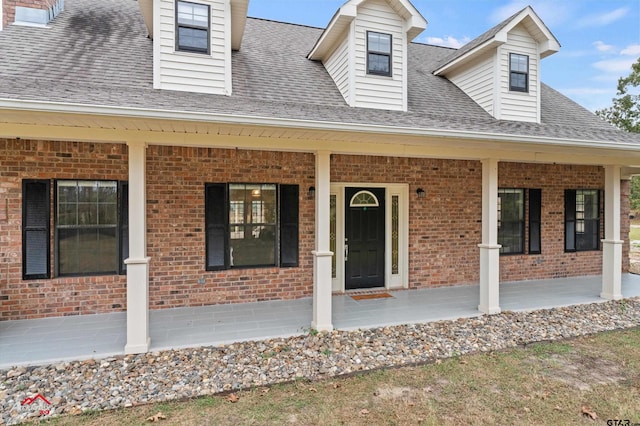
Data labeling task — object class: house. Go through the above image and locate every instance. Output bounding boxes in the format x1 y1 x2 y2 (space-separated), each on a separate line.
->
1 0 639 355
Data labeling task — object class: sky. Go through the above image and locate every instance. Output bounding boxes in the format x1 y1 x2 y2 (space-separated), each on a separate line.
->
247 0 640 112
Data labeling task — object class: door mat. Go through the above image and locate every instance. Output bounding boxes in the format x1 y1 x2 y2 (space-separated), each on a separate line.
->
351 292 393 301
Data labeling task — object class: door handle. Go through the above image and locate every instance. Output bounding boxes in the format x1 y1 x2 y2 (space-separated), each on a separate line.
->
344 244 348 262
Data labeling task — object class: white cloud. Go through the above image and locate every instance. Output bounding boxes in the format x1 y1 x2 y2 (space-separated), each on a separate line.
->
593 58 636 73
423 35 470 49
593 41 615 53
575 7 630 29
621 44 640 56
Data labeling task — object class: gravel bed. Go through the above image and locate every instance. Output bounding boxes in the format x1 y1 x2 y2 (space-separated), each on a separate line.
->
2 298 639 425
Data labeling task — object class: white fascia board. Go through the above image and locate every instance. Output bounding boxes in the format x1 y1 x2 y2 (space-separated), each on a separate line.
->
433 35 506 76
138 0 153 38
502 7 560 57
230 0 249 50
307 4 357 60
1 98 639 152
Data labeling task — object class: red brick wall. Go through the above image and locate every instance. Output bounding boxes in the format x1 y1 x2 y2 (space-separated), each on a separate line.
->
145 146 316 310
497 163 625 281
0 140 631 321
0 139 128 320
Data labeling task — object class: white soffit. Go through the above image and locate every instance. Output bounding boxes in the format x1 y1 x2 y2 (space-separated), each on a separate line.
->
137 0 249 50
434 6 560 76
308 0 427 61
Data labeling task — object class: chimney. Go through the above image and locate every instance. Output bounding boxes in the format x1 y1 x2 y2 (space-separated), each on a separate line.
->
3 0 64 29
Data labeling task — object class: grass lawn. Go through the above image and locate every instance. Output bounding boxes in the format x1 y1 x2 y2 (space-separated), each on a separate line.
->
630 226 640 241
37 328 640 425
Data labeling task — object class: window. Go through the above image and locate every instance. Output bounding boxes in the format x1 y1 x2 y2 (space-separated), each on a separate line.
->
509 53 528 92
498 188 542 255
176 1 209 54
498 189 524 254
565 189 601 252
205 183 299 270
367 31 392 76
22 179 128 279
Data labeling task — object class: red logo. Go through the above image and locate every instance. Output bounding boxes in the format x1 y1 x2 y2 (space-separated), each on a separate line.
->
21 394 51 416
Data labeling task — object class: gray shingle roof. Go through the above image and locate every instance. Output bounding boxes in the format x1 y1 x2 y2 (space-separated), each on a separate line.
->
0 0 637 145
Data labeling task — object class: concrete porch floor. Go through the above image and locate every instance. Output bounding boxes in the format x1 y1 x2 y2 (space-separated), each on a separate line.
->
2 274 640 369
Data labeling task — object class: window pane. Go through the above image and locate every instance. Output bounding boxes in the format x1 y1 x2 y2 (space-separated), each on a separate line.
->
58 202 77 226
368 32 390 53
178 27 208 51
510 73 526 90
56 180 119 275
177 2 208 27
511 54 528 72
368 53 390 74
77 202 98 225
330 194 336 278
392 195 399 275
498 189 524 254
230 225 275 267
98 182 117 203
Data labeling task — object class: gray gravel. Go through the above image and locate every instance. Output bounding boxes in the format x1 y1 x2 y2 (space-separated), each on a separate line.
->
2 298 639 425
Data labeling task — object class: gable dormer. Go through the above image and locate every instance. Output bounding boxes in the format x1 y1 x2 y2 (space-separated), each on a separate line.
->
138 0 248 96
308 0 426 112
434 7 560 123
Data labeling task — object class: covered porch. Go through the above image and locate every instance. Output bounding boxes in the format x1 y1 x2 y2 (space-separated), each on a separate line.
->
2 273 640 369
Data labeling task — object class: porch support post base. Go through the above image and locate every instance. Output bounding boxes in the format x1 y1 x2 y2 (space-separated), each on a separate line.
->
125 257 151 354
601 239 623 301
478 244 501 315
312 250 334 332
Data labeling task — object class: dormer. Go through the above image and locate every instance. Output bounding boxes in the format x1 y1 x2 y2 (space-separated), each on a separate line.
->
138 0 249 96
434 7 560 123
308 0 427 112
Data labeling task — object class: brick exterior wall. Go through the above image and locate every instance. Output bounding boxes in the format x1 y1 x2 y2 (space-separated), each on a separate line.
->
145 146 316 310
0 140 631 320
0 139 128 320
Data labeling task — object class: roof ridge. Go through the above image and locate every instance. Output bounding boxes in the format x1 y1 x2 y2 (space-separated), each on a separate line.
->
246 16 325 31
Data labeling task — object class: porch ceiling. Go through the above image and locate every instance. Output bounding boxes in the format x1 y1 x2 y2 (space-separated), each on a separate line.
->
3 107 640 167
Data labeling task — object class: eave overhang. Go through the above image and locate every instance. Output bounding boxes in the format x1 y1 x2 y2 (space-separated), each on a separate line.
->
137 0 249 50
1 99 640 168
434 6 560 76
308 0 427 61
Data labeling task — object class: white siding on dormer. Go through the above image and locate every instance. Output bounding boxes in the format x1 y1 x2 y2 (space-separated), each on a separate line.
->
497 24 539 123
448 51 495 116
353 0 405 111
324 35 351 105
155 0 231 95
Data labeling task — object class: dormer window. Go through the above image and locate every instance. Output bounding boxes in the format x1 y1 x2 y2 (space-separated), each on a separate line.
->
509 53 529 92
367 31 392 76
176 1 210 54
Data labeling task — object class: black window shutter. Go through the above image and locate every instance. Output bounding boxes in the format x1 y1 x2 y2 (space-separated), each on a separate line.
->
528 189 542 254
205 183 228 270
279 184 299 267
22 180 50 279
564 189 576 252
119 182 129 274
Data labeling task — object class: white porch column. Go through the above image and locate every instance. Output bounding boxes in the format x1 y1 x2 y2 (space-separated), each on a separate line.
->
124 141 151 354
311 150 333 331
601 165 623 300
478 158 501 314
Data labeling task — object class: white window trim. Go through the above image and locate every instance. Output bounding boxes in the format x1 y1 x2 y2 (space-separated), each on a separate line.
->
330 182 409 292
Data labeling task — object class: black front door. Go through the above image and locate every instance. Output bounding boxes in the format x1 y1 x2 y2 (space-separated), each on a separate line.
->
345 187 385 290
